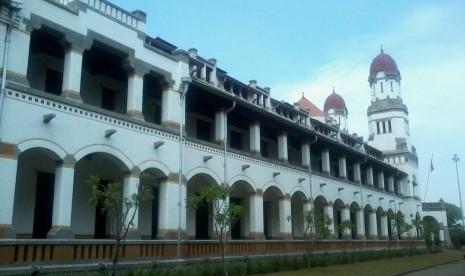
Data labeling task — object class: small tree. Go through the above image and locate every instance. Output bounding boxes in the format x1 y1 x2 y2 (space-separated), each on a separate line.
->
186 185 243 276
88 175 152 275
287 209 333 270
386 212 413 260
338 219 356 251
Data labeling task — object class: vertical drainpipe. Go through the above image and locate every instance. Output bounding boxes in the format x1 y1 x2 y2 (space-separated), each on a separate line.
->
308 135 318 209
177 76 192 264
0 3 20 140
223 100 236 188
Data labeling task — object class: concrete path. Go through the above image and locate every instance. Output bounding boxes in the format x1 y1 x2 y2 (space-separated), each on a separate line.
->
403 259 465 276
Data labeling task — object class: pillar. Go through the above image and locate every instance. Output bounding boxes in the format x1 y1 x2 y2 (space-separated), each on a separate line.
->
366 166 374 187
123 174 141 239
215 110 226 143
249 122 261 155
356 209 365 239
0 143 18 238
248 191 264 239
322 149 330 175
279 194 292 239
338 156 347 179
380 214 388 239
353 162 361 183
161 86 181 129
369 211 378 239
301 142 310 168
378 170 385 190
341 207 351 238
157 175 184 239
61 44 84 102
387 176 394 193
47 160 75 239
125 62 146 120
278 133 288 162
323 203 335 236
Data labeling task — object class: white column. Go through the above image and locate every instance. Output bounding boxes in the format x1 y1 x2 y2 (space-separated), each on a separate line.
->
366 166 374 186
323 204 335 236
157 178 181 239
278 133 288 162
388 176 394 193
62 46 83 102
48 162 75 238
215 110 226 143
301 142 310 168
123 174 141 239
341 207 351 237
161 86 181 129
369 211 378 239
339 156 347 179
378 170 385 190
322 149 330 175
0 152 18 238
279 195 292 239
249 191 264 239
127 72 145 120
356 209 365 239
380 214 388 239
354 162 361 183
249 122 261 155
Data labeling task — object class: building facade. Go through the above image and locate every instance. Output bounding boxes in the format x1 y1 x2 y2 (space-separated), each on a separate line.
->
0 0 446 250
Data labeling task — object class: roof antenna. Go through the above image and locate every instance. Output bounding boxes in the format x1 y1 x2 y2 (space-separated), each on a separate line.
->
381 45 383 53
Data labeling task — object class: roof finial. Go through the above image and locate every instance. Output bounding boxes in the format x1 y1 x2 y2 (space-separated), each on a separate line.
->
302 91 304 97
332 86 335 93
381 45 383 53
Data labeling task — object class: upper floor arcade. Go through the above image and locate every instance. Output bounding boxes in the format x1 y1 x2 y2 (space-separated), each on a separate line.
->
0 0 411 196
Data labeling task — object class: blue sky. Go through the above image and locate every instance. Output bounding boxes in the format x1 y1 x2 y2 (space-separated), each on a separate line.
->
112 0 465 208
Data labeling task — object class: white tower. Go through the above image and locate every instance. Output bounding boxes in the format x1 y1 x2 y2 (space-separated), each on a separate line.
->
366 48 420 217
324 88 348 132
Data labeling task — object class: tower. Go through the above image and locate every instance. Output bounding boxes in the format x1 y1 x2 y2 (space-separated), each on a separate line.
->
324 88 348 132
367 48 420 213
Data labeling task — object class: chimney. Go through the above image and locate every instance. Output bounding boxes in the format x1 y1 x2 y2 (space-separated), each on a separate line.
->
249 80 257 88
188 48 197 58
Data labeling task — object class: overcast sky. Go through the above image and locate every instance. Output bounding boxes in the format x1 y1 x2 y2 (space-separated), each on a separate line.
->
112 0 465 208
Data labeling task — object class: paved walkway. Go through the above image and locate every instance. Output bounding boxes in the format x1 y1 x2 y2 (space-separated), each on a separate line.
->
403 259 465 276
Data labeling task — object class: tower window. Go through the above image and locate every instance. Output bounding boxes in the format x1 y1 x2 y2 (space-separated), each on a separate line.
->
388 120 392 133
376 122 380 134
380 82 384 93
382 121 386 134
390 81 393 92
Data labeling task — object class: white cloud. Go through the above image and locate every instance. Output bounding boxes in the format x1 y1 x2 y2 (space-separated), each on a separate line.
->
270 1 465 206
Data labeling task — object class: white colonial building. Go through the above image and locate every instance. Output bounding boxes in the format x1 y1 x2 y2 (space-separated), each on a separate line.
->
0 0 447 254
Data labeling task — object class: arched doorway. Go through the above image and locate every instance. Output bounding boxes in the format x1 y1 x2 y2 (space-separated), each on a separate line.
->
73 152 129 239
423 215 440 246
333 199 345 239
229 180 254 240
138 168 167 239
186 173 218 239
263 186 284 239
12 148 62 238
290 191 307 238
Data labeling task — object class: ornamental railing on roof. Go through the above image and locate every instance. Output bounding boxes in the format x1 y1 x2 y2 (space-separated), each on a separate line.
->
49 0 146 31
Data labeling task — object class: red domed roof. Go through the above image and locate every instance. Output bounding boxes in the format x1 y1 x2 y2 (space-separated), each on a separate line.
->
324 89 347 113
369 49 399 77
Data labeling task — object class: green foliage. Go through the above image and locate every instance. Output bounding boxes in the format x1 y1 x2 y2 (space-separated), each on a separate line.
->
87 175 152 275
186 185 244 276
287 208 333 269
445 202 463 227
338 219 356 241
449 228 465 249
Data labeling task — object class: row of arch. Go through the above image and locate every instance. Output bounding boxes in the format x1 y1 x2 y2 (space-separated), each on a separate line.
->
10 140 410 240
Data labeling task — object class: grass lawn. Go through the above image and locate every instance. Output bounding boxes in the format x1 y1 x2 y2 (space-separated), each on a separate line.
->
266 250 463 276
